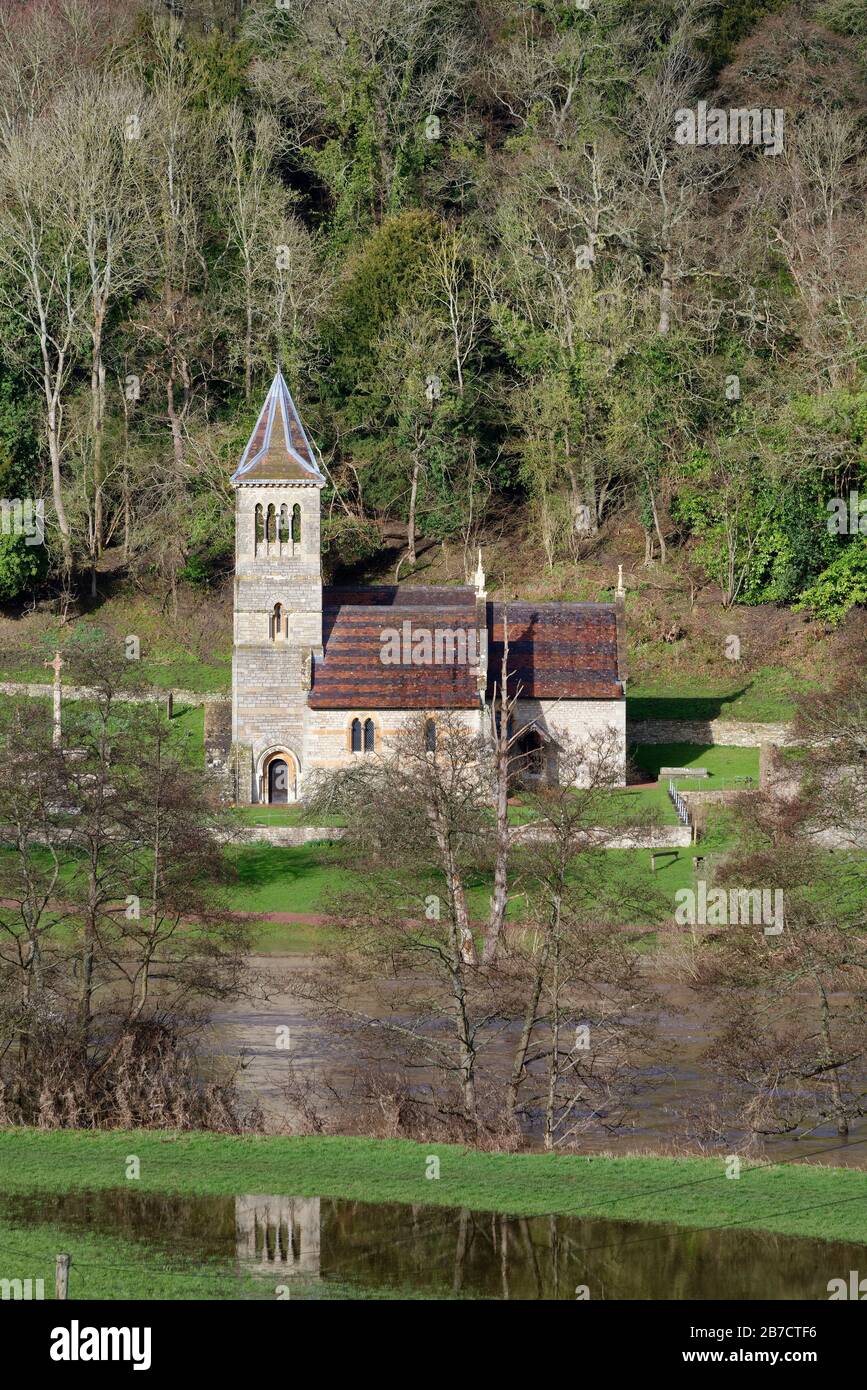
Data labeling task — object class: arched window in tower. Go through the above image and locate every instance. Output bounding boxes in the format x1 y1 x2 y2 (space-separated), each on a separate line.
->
271 602 285 640
278 504 290 547
350 718 362 753
363 718 375 753
266 504 277 547
424 718 436 753
292 503 301 545
254 504 264 553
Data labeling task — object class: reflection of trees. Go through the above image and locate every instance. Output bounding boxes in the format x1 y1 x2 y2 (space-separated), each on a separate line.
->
317 1198 859 1301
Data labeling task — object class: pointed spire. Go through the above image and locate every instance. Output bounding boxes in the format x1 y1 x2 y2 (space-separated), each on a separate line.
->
474 547 486 596
232 368 325 486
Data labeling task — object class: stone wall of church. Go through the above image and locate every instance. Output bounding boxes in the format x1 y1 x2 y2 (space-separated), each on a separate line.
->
303 706 484 785
301 699 626 791
513 697 627 787
232 643 308 801
233 481 324 802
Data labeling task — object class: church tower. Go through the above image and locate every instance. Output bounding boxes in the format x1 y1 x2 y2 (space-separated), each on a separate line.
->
231 369 325 803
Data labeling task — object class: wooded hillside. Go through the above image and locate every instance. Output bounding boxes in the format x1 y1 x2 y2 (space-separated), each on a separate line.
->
0 0 864 631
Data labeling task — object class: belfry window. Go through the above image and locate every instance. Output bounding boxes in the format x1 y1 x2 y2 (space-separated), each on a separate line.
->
279 504 290 546
266 504 277 545
254 504 264 553
292 503 301 545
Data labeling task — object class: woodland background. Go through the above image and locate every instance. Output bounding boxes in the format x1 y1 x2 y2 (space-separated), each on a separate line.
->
0 0 864 646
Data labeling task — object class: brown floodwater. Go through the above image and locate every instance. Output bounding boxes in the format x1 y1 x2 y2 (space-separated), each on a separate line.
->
209 956 867 1167
2 1187 864 1300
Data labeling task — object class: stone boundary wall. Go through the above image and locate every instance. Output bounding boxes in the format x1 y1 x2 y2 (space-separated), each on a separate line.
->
228 825 346 846
628 718 791 747
680 789 751 809
0 679 229 707
228 822 693 849
592 826 693 849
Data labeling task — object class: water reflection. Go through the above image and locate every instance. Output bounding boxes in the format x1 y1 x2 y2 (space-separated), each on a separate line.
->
235 1196 320 1277
1 1188 863 1300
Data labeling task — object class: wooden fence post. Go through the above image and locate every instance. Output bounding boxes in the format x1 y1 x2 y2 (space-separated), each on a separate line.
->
55 1253 70 1300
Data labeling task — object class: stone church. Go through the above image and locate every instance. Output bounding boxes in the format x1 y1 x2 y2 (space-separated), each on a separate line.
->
224 370 626 804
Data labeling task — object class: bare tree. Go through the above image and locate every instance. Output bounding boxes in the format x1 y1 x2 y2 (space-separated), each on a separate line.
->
0 99 89 570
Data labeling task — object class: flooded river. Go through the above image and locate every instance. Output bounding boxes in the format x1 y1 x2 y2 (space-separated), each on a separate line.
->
2 1187 862 1300
211 956 867 1166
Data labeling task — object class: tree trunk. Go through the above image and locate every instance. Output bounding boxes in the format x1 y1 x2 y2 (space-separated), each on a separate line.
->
90 317 106 555
544 930 561 1151
646 473 667 565
483 620 514 965
658 247 672 336
407 453 420 565
45 386 73 572
818 983 848 1136
506 933 551 1117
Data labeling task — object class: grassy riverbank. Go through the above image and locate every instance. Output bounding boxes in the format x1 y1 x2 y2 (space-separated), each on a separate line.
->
2 1129 865 1246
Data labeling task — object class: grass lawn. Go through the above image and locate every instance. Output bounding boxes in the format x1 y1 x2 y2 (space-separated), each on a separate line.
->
1 1129 865 1247
225 841 681 932
0 600 232 694
230 804 346 828
627 666 811 723
509 782 679 827
0 1214 263 1302
0 692 205 764
631 743 760 790
225 842 351 916
0 649 230 694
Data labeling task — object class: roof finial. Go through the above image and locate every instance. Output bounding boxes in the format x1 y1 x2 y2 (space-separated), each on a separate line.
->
616 564 626 599
474 546 486 596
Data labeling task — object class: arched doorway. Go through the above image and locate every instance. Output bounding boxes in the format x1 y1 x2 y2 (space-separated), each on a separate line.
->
261 750 298 804
268 759 290 803
514 725 549 787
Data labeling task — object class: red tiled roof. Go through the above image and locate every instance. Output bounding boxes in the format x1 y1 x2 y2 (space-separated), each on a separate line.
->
486 602 622 700
309 588 481 709
307 589 623 709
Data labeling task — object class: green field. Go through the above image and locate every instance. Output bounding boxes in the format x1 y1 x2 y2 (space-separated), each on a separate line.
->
627 667 809 723
0 1215 263 1301
1 1129 865 1249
